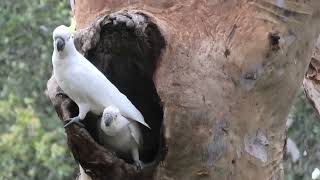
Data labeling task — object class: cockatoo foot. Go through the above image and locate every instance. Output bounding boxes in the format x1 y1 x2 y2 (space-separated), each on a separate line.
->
134 160 143 172
64 116 84 128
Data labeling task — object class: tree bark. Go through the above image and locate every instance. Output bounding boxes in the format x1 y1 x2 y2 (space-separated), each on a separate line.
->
303 35 320 115
47 0 320 179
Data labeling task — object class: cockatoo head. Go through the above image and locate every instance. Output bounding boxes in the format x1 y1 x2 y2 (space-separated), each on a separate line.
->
52 25 74 52
102 106 120 127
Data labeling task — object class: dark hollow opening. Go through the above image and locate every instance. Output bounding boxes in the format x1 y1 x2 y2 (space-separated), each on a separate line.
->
268 32 280 51
82 13 166 164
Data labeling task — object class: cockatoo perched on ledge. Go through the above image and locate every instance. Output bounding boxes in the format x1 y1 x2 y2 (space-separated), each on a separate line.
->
99 106 143 170
51 25 150 129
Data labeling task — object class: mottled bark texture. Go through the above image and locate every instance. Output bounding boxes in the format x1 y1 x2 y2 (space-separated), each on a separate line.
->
304 35 320 115
47 0 320 180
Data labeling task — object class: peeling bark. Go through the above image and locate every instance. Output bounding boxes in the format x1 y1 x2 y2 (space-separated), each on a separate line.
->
47 0 320 179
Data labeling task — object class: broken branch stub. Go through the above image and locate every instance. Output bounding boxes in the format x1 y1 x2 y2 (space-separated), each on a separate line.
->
47 11 165 180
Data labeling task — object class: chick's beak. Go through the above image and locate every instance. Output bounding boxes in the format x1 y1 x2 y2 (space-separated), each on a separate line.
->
56 37 65 52
104 114 113 127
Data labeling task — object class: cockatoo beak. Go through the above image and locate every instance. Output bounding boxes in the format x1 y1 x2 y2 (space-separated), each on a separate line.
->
104 114 114 127
56 37 65 52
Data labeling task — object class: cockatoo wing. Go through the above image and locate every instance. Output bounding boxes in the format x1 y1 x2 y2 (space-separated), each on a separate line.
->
128 122 142 146
75 53 150 129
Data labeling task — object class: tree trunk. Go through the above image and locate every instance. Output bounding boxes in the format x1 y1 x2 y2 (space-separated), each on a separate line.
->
47 0 320 179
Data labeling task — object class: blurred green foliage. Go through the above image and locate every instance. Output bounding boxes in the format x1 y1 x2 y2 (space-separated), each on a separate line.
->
0 95 74 179
0 0 69 113
0 0 75 179
285 92 320 180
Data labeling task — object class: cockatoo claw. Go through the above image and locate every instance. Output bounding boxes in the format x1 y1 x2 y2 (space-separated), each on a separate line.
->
134 160 143 172
64 116 84 128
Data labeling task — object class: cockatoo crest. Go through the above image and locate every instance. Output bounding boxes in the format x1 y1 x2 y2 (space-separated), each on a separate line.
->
68 17 77 35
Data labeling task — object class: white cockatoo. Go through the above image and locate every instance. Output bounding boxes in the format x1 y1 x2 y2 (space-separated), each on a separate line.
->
99 106 143 170
51 25 150 129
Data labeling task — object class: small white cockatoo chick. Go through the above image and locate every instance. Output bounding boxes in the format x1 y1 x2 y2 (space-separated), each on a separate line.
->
99 106 143 170
51 25 150 129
